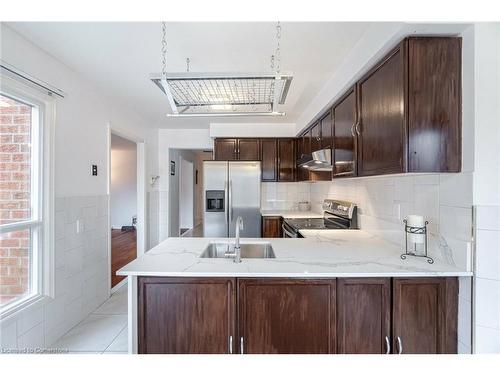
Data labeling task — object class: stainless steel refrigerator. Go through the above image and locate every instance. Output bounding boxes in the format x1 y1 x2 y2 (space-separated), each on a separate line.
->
203 161 261 238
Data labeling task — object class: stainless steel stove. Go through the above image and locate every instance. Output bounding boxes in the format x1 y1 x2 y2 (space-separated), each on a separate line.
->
282 199 358 238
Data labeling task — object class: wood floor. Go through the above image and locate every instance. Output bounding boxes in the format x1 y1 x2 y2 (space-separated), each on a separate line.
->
111 229 137 287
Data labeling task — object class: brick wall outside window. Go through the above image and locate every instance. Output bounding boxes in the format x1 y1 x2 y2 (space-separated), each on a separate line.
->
0 94 32 306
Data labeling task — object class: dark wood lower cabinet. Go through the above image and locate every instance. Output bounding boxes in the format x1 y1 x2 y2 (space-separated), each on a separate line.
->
238 278 336 354
393 277 458 354
261 216 283 238
138 277 235 354
337 278 391 354
137 276 458 354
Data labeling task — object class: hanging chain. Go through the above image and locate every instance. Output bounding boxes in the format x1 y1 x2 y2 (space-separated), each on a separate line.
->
270 54 275 70
161 21 167 78
275 21 281 74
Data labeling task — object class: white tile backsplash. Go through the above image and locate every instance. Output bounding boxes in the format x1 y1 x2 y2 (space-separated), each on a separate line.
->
476 205 500 231
309 174 472 271
475 278 500 330
261 182 311 211
474 205 500 353
475 326 500 353
0 195 110 352
475 230 500 280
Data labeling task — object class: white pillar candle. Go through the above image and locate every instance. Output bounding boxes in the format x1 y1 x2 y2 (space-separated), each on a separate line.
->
406 215 425 244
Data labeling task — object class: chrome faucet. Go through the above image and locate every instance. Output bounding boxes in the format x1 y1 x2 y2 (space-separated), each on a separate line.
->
226 216 244 263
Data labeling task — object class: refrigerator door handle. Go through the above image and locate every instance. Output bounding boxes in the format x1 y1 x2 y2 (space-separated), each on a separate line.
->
224 179 229 224
229 180 233 223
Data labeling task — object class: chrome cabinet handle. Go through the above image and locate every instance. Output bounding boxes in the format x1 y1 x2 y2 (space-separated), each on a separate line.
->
355 121 361 136
385 336 390 354
396 336 403 354
350 123 356 137
240 337 244 354
229 335 233 354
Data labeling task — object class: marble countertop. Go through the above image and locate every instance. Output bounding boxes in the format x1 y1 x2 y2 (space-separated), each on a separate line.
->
260 210 324 218
117 230 472 278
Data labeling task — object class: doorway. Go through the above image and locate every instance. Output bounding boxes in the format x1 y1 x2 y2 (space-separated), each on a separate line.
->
110 133 137 289
169 149 212 237
179 157 194 235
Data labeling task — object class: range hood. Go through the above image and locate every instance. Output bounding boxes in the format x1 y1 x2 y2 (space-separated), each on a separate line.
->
298 148 333 171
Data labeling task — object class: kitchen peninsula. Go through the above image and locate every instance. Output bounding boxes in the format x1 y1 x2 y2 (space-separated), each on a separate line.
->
118 231 471 355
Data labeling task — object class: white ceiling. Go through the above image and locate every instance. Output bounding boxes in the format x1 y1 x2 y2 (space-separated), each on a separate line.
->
8 22 372 129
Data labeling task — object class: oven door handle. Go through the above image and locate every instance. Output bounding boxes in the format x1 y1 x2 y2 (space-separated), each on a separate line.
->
282 224 297 238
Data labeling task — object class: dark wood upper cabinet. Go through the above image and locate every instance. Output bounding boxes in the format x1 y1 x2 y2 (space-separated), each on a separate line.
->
238 278 336 354
238 139 260 161
261 216 282 238
357 42 407 176
392 278 458 354
295 135 310 182
260 139 277 181
138 277 236 354
332 88 357 178
277 138 295 182
319 111 333 149
310 122 321 152
356 37 461 176
337 278 391 354
214 139 238 161
407 37 461 172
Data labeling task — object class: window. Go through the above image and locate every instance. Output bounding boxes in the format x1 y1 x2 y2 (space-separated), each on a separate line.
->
0 75 54 317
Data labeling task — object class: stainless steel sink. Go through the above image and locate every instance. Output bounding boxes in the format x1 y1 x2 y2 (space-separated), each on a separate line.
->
200 242 276 259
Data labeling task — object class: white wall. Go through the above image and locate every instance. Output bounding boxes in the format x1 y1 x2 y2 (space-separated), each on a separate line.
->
110 134 137 228
471 23 500 354
210 123 296 138
0 24 156 351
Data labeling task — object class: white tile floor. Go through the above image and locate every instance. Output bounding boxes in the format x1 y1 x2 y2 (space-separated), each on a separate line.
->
53 284 128 354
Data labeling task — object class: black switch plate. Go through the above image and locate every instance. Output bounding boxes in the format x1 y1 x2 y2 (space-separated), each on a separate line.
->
91 164 98 176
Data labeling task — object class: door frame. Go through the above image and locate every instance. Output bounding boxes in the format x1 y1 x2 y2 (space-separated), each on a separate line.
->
178 156 195 234
107 124 146 294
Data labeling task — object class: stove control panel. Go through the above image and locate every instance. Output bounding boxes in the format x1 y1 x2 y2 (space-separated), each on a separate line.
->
322 199 356 219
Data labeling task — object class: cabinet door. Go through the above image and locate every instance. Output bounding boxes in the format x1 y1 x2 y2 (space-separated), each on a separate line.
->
311 122 321 152
332 88 357 178
238 139 260 161
261 216 282 238
297 134 310 182
277 139 295 182
214 139 238 161
238 279 336 354
260 139 277 181
320 111 333 149
392 278 458 354
408 37 461 172
358 43 406 176
138 277 236 354
337 278 390 354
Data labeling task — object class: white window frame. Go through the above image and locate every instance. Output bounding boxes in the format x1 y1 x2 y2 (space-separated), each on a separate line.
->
0 74 55 320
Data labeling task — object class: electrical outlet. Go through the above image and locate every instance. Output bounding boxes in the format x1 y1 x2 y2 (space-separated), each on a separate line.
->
91 164 98 176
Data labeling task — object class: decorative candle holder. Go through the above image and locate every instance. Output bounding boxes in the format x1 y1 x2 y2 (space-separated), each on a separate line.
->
400 219 434 264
